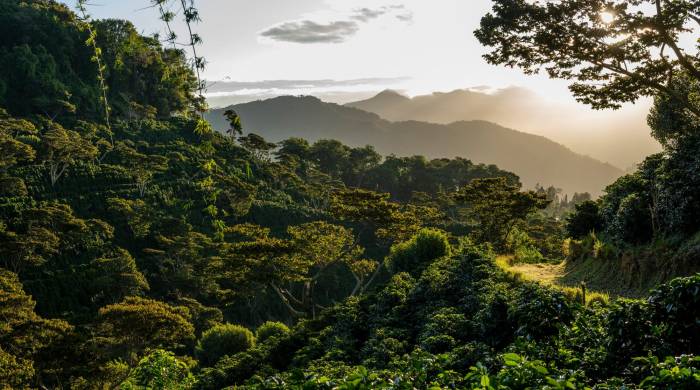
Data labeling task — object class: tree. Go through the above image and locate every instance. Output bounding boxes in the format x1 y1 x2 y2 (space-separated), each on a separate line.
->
454 177 549 248
271 221 365 318
174 298 223 337
76 0 112 139
41 122 98 186
87 248 149 306
238 133 276 162
329 189 435 293
330 189 401 237
142 232 222 301
275 137 311 174
648 72 700 146
0 224 59 274
475 0 700 117
93 19 198 119
0 269 71 388
0 44 76 118
0 110 37 173
566 200 605 239
95 297 195 361
310 139 350 178
223 109 243 139
344 145 382 187
276 138 310 161
107 197 156 238
113 142 168 196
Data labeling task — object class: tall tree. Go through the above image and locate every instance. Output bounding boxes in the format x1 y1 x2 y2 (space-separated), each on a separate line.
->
41 122 98 186
475 0 700 117
454 177 549 248
272 221 365 318
94 297 195 362
113 142 168 197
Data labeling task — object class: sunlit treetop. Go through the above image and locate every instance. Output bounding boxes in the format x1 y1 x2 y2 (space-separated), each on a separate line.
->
475 0 700 117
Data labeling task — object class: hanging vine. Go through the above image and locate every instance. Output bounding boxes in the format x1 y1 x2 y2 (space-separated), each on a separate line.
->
179 0 207 119
151 0 178 49
76 0 113 145
151 0 210 129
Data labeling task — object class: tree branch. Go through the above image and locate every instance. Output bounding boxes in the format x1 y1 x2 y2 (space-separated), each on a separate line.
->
656 0 700 81
269 282 305 317
350 272 363 297
591 59 700 118
359 260 383 295
689 13 700 28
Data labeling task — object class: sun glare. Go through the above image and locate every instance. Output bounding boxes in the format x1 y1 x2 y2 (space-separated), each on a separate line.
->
600 11 615 24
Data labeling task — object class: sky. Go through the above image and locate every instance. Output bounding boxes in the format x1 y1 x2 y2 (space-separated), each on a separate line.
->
61 0 662 168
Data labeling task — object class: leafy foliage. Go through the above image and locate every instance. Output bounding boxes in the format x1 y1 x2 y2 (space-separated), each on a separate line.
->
1 1 699 389
195 323 256 367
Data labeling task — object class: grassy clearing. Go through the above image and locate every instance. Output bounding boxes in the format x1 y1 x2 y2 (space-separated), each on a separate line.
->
495 255 613 304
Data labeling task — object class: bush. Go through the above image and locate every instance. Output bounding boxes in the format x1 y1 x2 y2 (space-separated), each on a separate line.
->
387 229 451 276
196 350 264 389
632 355 700 389
120 349 195 390
514 245 544 264
255 321 290 343
647 274 700 355
508 284 573 340
195 324 256 367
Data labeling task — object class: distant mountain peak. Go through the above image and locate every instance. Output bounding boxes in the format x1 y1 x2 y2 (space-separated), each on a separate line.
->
345 89 410 112
375 89 408 98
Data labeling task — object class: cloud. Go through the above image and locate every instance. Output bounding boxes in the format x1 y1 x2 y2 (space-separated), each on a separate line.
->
260 20 359 43
206 78 410 93
260 4 413 44
395 12 413 22
204 77 411 107
351 8 387 22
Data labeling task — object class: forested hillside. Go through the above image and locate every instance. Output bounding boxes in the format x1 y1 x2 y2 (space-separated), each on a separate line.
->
0 0 699 389
207 96 623 196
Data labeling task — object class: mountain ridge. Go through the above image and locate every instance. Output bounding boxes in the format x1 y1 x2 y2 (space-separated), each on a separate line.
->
206 95 623 196
346 88 659 169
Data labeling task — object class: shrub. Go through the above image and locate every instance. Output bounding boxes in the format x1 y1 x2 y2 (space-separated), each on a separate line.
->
195 324 255 367
633 355 700 389
514 245 544 264
508 284 573 340
647 274 700 355
120 349 195 390
196 350 264 389
387 229 451 276
255 321 290 344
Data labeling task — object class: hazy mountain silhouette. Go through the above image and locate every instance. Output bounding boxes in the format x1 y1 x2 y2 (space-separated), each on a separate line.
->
347 88 660 170
347 88 537 124
207 96 623 195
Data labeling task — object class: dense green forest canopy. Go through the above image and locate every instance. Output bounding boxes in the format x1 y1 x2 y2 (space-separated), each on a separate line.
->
0 0 698 388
